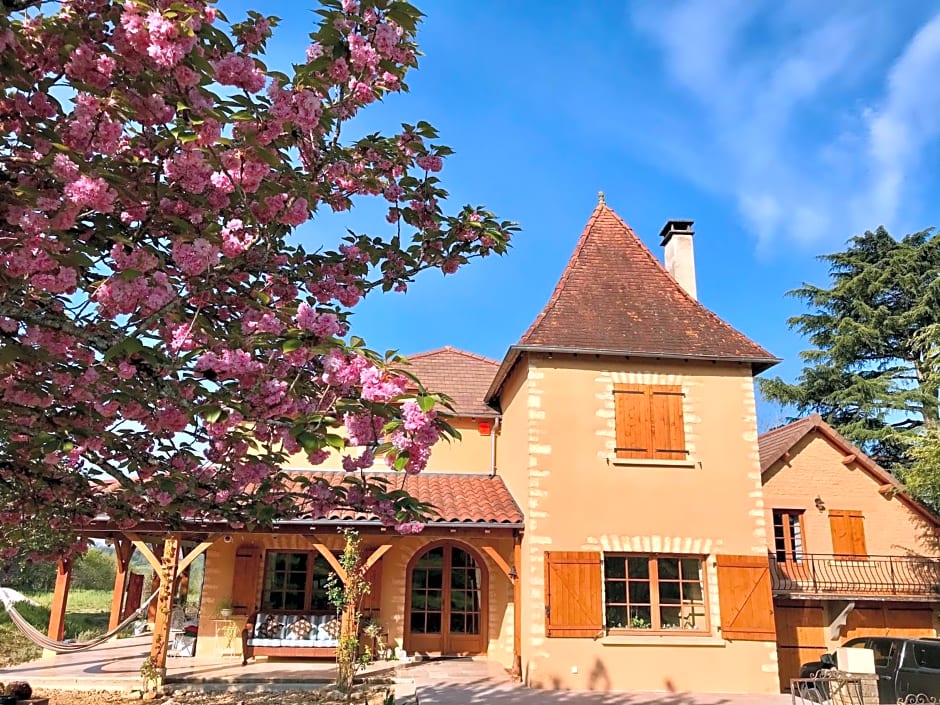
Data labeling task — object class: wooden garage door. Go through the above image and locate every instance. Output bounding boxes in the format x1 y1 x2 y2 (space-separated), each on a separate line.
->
845 604 936 640
775 604 828 692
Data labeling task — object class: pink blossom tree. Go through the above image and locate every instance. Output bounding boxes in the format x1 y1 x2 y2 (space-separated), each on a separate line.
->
0 0 516 562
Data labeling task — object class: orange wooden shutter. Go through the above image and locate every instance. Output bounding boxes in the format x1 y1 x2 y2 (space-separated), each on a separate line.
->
614 384 651 458
830 510 866 558
650 386 686 460
829 509 868 558
544 551 603 637
361 556 383 613
231 544 263 615
716 554 776 641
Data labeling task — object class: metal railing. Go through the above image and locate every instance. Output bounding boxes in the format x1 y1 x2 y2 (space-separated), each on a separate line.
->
770 553 940 598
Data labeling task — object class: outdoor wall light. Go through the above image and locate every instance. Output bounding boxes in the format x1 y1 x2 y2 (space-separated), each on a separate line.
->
814 496 826 512
508 565 518 581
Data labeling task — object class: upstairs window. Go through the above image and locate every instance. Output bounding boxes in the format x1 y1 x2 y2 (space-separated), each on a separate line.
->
614 384 687 460
772 509 805 563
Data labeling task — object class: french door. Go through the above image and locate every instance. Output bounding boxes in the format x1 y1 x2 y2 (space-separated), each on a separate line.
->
406 543 486 654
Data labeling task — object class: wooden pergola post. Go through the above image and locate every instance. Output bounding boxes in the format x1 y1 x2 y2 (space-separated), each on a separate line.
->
108 538 134 631
146 541 164 623
148 536 180 681
46 557 73 648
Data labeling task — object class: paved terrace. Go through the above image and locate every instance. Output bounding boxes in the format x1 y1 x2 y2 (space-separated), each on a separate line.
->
1 637 791 704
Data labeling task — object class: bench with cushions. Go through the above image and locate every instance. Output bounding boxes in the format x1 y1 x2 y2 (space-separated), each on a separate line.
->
241 612 341 665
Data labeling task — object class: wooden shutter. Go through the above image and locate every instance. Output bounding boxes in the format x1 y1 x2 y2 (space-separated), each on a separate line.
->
829 510 867 558
716 554 776 641
614 384 652 458
544 551 603 638
231 544 263 615
361 557 383 613
650 386 686 460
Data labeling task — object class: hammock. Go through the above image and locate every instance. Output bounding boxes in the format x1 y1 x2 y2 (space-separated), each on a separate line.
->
0 587 160 653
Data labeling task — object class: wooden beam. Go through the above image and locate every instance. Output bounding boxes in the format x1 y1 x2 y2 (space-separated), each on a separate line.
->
363 544 392 572
511 534 522 681
481 545 513 580
126 533 162 572
842 454 857 465
178 535 221 573
108 538 134 632
149 536 180 682
47 557 72 643
309 541 347 583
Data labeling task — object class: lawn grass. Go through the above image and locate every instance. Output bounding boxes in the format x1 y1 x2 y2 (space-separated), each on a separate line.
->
0 590 114 667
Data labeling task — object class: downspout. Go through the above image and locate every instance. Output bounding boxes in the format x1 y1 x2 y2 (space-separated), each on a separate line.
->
490 415 502 477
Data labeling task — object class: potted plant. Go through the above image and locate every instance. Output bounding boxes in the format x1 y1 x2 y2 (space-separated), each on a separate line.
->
217 598 233 620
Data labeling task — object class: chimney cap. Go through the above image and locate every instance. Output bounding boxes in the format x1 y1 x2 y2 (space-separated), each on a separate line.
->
659 219 695 246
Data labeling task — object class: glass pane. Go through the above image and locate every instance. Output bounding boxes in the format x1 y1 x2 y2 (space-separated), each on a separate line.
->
682 580 703 602
427 570 443 589
627 558 649 579
452 548 471 568
467 614 479 634
418 547 445 568
680 559 702 580
659 581 681 604
413 571 427 589
284 592 305 611
660 606 681 629
657 558 679 580
452 570 467 589
605 580 626 603
426 591 442 611
628 580 650 603
410 613 425 634
606 606 627 629
426 613 442 634
629 605 652 629
604 557 626 579
413 593 427 610
450 613 466 633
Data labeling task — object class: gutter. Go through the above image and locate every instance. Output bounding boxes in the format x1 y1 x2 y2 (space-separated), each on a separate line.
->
490 415 502 477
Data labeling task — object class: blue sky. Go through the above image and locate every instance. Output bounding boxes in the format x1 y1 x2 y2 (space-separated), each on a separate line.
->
227 0 940 429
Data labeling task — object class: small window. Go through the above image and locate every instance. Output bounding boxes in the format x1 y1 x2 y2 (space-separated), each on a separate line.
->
772 509 805 562
614 384 687 460
603 555 706 632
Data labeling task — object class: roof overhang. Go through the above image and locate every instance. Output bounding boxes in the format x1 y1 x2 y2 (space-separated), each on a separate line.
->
485 344 781 407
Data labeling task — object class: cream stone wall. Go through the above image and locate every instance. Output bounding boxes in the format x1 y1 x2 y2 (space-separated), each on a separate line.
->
500 353 780 694
762 433 940 557
197 532 515 661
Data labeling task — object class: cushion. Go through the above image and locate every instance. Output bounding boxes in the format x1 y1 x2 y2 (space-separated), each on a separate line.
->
256 614 284 640
286 617 314 640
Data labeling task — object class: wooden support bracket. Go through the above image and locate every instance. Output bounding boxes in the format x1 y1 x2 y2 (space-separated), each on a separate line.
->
308 539 348 583
481 545 514 581
125 533 162 572
363 544 391 572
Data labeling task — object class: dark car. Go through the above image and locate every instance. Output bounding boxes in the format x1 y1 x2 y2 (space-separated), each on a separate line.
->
798 637 940 702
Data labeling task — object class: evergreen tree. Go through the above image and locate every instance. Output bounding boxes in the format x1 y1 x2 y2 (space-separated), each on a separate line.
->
760 226 940 472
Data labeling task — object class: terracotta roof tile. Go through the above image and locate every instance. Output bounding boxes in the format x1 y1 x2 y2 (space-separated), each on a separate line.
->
294 471 523 526
404 347 499 417
757 415 819 472
519 202 778 364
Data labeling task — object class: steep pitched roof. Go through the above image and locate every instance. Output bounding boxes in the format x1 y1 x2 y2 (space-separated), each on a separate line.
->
486 201 778 404
758 414 938 526
295 471 523 526
405 347 499 417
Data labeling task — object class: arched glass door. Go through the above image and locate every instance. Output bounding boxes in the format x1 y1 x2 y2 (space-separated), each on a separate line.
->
406 544 485 654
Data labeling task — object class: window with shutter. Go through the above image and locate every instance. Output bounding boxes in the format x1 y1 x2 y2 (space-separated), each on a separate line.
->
544 551 603 638
231 543 262 615
829 510 867 559
614 384 686 460
716 554 776 641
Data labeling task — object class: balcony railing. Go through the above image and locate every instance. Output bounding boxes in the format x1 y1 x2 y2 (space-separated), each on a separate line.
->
769 553 940 598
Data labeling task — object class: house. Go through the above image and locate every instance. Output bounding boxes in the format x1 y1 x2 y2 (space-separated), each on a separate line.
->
759 414 940 690
53 196 790 694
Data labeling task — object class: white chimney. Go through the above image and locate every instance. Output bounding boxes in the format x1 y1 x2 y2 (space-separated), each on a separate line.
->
660 219 697 300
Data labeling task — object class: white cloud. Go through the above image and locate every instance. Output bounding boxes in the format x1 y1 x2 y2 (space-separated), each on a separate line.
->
631 2 940 252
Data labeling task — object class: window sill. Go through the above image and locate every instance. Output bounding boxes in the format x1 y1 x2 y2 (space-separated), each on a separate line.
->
608 456 698 469
600 634 725 647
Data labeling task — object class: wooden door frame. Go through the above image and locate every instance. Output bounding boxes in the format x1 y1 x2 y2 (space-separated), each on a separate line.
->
403 540 489 655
